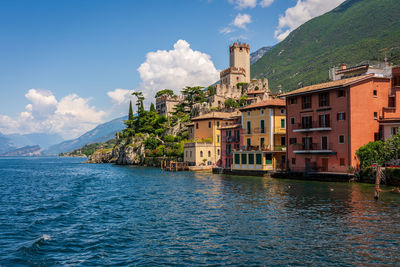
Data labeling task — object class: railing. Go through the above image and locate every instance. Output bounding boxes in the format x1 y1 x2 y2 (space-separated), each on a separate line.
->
293 120 331 130
253 127 266 134
293 142 333 151
224 136 240 143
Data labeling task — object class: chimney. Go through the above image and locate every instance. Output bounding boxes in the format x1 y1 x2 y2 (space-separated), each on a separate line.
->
340 64 347 70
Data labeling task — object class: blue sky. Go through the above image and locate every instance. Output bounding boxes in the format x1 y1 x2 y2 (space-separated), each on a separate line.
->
0 0 345 139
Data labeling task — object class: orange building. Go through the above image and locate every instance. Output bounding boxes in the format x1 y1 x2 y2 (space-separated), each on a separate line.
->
281 74 393 173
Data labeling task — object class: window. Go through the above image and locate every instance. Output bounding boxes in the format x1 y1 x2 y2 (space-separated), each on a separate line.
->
260 120 265 133
208 121 211 128
226 130 232 137
208 151 211 157
249 154 254 164
302 137 312 150
337 89 345 97
374 112 378 120
260 138 265 148
217 121 220 127
290 117 295 125
340 158 345 166
247 111 250 116
241 154 247 164
281 109 285 114
292 158 296 165
217 149 220 156
217 135 220 143
185 151 188 157
281 118 286 129
235 154 240 164
391 127 398 135
302 95 312 109
319 93 329 107
289 97 297 104
289 138 297 145
226 144 231 155
218 101 221 105
200 151 203 157
190 151 192 157
374 133 380 141
339 135 345 144
319 114 330 128
302 116 312 129
265 154 272 164
373 90 377 97
247 121 251 134
261 109 264 115
337 112 346 121
196 123 199 129
247 138 251 147
256 154 262 164
321 136 328 150
281 136 286 146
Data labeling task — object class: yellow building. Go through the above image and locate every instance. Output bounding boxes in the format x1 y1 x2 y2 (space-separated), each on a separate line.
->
232 99 286 173
184 111 240 167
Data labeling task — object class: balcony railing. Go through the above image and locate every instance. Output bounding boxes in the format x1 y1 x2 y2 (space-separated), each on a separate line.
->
293 121 331 132
223 136 240 143
293 142 335 154
253 127 266 134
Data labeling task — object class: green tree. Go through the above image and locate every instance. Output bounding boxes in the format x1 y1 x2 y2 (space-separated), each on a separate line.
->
155 89 175 98
132 91 145 114
239 96 248 107
224 98 240 108
207 85 215 96
128 100 134 121
356 140 391 169
181 86 206 107
150 103 156 112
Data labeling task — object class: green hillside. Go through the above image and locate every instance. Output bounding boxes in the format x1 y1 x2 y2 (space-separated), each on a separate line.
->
251 0 400 92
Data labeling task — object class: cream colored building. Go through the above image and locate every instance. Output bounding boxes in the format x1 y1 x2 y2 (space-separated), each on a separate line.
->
184 111 240 166
155 95 184 117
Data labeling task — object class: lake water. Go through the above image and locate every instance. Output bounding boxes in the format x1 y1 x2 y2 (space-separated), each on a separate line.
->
0 157 399 265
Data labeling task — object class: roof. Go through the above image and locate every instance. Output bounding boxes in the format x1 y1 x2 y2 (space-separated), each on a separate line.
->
336 64 369 74
191 111 241 121
219 123 241 130
239 99 285 111
378 118 400 124
246 91 265 95
279 74 377 97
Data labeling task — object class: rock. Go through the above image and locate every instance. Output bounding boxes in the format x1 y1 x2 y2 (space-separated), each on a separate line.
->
86 149 113 163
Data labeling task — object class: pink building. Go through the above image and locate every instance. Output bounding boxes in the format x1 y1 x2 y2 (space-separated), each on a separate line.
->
218 116 242 169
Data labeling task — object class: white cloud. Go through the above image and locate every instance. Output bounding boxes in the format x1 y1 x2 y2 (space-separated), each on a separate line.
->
229 0 257 9
260 0 273 8
136 40 219 102
107 88 132 105
274 0 346 41
220 26 234 35
232 13 252 29
0 89 106 139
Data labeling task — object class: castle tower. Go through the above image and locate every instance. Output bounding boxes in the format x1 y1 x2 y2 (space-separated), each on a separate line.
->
229 42 250 83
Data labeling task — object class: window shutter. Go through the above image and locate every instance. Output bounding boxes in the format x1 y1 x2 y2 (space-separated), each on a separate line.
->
326 114 330 127
343 112 346 120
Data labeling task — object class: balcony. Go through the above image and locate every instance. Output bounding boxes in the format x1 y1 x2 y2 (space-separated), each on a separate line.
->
293 143 335 154
243 145 286 152
224 136 240 143
253 127 266 134
292 121 331 132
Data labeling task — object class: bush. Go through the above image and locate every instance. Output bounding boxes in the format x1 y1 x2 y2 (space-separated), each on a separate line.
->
163 135 175 143
144 136 160 150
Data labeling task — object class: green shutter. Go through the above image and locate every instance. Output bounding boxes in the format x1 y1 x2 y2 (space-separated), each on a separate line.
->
249 154 254 164
256 154 262 164
241 153 247 164
235 153 240 164
265 154 272 164
281 119 285 128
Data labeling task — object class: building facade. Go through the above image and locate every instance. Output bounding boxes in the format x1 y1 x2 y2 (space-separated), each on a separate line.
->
219 116 242 169
231 99 287 173
155 95 183 117
184 111 240 166
282 74 393 173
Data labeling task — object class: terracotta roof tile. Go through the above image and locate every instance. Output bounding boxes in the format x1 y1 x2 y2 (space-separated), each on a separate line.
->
219 123 241 130
279 74 375 97
191 111 241 121
239 99 285 111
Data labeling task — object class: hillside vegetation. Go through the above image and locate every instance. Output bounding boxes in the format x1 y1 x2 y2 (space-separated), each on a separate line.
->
251 0 400 92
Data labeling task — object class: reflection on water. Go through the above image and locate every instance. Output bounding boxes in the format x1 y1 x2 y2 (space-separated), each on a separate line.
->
0 157 399 265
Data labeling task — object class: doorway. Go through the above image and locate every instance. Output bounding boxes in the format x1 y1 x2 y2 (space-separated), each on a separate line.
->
321 158 329 172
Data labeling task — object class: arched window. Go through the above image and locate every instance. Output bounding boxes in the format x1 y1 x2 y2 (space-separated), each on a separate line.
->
208 151 211 157
200 151 203 157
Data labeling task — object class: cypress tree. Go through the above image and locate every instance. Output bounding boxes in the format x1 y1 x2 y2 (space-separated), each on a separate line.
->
128 100 134 121
150 103 156 112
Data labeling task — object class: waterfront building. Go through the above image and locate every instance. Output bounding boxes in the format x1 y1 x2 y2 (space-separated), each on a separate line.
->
329 62 392 81
282 72 395 173
231 99 286 173
218 114 242 170
184 111 240 167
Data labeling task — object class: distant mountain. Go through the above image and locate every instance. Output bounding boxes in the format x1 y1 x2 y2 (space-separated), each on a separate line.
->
0 133 16 154
43 116 127 155
251 0 400 92
0 145 41 156
250 46 273 64
6 133 63 149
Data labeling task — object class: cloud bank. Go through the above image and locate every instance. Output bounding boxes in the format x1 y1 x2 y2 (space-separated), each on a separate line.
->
275 0 346 41
0 89 105 139
136 40 219 102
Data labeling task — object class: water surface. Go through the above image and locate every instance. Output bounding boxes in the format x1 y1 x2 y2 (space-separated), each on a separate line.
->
0 157 399 265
